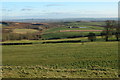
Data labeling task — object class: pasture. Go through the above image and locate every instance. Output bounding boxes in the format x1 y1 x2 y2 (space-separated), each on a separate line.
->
2 41 118 78
13 29 39 34
1 21 119 78
42 22 104 39
67 22 105 26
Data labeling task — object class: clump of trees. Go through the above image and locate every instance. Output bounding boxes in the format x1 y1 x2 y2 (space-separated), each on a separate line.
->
87 32 96 42
103 20 115 41
101 20 120 41
115 22 120 41
2 33 41 41
87 20 120 42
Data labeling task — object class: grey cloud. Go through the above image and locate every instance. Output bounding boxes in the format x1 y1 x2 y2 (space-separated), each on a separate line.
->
45 4 65 7
21 8 32 11
25 6 34 8
46 12 63 14
2 9 6 11
2 9 12 12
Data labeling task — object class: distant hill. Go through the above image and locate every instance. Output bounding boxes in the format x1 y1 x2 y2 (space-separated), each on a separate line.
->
2 18 117 23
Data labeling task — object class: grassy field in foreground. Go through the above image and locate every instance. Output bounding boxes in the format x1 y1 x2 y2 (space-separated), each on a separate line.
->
2 42 118 78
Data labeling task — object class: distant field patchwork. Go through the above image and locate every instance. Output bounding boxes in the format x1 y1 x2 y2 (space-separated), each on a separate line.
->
42 22 104 39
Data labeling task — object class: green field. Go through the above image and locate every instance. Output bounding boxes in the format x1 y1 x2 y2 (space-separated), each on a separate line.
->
42 32 102 39
44 26 104 33
67 22 105 26
42 22 104 39
2 41 118 78
1 35 116 44
13 29 39 34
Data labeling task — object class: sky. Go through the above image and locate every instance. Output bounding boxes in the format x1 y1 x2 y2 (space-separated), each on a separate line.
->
1 1 119 20
1 0 119 2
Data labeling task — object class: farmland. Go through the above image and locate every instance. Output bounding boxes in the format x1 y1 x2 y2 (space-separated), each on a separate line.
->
42 22 105 39
1 21 106 41
13 29 39 34
1 1 119 78
2 41 118 78
1 21 119 78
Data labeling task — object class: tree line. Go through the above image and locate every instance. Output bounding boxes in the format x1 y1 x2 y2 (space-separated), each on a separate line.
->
87 20 120 42
2 29 41 41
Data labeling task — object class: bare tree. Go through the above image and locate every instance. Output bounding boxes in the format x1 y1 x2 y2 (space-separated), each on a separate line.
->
104 20 115 41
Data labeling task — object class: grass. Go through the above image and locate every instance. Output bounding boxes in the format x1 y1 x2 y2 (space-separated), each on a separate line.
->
13 29 39 34
2 21 118 78
1 35 117 43
2 41 118 78
42 31 101 39
42 22 104 39
43 26 104 34
2 65 118 78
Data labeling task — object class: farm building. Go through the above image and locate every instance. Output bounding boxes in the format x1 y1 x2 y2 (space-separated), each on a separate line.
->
68 26 87 28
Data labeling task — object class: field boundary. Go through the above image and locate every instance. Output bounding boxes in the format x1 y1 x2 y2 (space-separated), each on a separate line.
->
60 30 103 32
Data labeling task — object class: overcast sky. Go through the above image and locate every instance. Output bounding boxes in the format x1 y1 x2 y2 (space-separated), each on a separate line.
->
1 1 118 19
